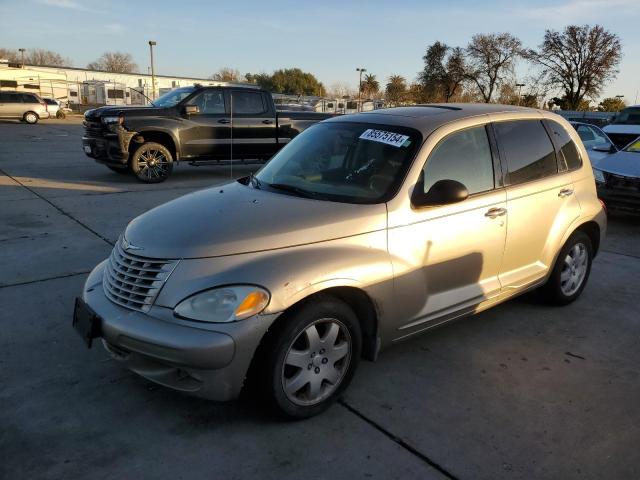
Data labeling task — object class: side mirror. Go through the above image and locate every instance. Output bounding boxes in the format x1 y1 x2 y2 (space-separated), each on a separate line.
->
412 179 469 207
592 144 616 153
184 104 199 115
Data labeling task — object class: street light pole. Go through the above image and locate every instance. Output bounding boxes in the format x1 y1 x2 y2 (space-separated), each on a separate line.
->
356 67 366 112
515 83 525 106
148 41 157 101
18 48 26 67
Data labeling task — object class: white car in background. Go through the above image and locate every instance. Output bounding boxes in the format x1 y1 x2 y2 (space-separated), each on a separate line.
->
603 106 640 149
43 98 71 118
570 121 617 167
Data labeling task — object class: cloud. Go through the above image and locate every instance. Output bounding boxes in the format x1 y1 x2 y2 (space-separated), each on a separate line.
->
37 0 83 9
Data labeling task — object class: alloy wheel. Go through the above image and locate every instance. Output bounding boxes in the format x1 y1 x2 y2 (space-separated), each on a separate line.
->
560 242 588 296
281 318 352 406
138 149 170 180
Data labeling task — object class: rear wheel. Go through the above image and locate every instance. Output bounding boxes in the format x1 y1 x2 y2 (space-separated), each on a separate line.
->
540 231 593 305
130 142 173 183
259 296 361 419
23 112 38 124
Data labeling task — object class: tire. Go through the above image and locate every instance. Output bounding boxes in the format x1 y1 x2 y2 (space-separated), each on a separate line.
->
540 231 593 305
23 112 38 124
130 142 173 183
106 165 129 175
259 295 362 419
56 110 65 119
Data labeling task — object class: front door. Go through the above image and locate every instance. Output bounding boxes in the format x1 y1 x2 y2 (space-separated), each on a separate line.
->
388 124 507 335
179 89 230 160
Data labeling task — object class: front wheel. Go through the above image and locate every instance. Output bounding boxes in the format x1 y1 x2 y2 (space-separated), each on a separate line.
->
130 142 173 183
260 296 361 419
540 231 593 305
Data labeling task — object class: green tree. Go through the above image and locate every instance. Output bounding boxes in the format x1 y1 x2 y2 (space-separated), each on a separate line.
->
530 25 622 110
598 97 626 112
270 68 325 96
385 75 407 106
245 73 274 91
360 73 380 98
418 42 467 103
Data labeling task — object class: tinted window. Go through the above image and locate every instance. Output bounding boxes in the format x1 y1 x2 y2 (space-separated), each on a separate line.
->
44 98 57 105
422 126 494 195
189 90 225 114
20 94 38 103
231 91 265 114
547 121 582 171
495 120 557 185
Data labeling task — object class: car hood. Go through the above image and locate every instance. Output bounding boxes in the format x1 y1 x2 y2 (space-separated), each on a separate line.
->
84 105 168 121
122 181 387 259
596 151 640 178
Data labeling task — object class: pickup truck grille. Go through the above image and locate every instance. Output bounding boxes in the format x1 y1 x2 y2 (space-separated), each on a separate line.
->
103 242 177 312
83 120 105 139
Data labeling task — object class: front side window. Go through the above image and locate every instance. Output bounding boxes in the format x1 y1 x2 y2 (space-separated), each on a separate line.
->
547 121 582 171
231 91 266 115
422 126 494 195
495 120 557 185
188 90 225 114
255 122 421 203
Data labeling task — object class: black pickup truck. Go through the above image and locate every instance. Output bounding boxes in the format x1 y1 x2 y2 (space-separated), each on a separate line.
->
82 85 333 183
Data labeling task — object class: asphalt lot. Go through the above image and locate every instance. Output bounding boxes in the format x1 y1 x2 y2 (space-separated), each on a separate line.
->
1 117 639 479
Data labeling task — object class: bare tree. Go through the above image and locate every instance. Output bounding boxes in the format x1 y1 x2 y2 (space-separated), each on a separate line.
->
87 52 138 73
466 33 523 103
210 67 243 82
0 48 70 66
529 25 622 110
418 42 467 102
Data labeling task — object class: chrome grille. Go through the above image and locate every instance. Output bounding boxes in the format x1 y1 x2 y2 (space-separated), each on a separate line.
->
103 242 177 312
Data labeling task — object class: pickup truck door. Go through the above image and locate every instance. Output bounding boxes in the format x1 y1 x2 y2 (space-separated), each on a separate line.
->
227 89 278 159
179 89 231 160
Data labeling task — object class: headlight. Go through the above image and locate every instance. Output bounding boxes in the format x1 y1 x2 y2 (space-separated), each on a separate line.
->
102 115 122 125
593 168 605 184
174 286 270 323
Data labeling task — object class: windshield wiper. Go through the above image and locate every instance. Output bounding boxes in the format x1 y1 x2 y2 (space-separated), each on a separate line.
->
133 88 157 107
266 183 321 199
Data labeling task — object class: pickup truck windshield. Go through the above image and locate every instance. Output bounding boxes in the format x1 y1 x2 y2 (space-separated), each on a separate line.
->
153 86 196 107
612 107 640 125
255 122 421 204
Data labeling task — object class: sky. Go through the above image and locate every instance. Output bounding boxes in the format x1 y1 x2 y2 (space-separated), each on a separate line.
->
0 0 638 103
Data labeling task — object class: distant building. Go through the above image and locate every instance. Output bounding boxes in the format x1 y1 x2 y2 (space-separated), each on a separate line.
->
0 61 248 107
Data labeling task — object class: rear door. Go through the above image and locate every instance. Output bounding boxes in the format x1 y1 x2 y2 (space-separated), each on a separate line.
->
494 119 581 289
179 88 230 159
227 89 277 159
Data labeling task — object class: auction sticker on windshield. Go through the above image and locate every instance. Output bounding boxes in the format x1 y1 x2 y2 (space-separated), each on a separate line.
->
359 129 411 148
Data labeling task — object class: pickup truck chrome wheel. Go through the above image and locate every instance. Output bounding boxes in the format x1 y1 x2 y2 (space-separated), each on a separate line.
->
282 318 352 407
259 295 362 418
130 142 173 183
541 230 593 305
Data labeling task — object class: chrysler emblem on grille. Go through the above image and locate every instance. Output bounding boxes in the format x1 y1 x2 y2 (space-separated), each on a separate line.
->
121 237 143 252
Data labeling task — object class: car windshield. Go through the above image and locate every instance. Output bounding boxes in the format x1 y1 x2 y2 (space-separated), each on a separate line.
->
254 122 421 204
623 138 640 153
153 86 196 107
612 107 640 125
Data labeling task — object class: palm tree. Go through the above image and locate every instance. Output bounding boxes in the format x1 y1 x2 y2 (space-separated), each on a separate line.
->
385 75 407 106
361 73 380 98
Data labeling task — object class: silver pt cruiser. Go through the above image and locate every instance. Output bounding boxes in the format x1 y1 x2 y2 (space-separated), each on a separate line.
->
74 104 606 418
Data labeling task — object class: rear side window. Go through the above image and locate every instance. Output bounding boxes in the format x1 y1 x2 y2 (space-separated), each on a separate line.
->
231 91 266 115
494 120 557 185
20 94 38 103
547 121 582 172
422 126 495 195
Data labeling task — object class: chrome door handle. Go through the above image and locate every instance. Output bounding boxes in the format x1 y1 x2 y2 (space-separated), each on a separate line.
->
558 188 574 197
218 119 231 124
485 207 507 218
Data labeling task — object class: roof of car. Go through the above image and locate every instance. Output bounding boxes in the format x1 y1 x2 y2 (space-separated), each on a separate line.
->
324 103 542 135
